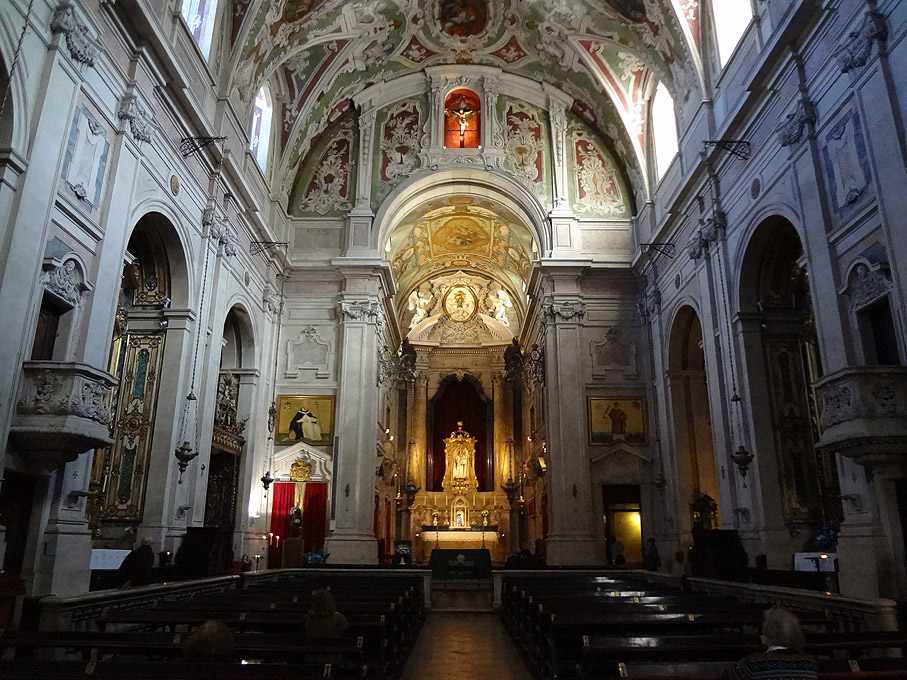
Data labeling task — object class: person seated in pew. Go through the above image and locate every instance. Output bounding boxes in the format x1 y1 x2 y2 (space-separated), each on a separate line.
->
721 607 818 680
304 588 350 638
182 619 236 661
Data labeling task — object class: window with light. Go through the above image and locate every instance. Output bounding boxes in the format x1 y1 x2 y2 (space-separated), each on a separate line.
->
712 0 753 67
181 0 218 60
251 86 273 172
652 82 678 181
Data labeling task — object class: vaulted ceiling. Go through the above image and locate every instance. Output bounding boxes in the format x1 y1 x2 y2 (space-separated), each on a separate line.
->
227 0 704 198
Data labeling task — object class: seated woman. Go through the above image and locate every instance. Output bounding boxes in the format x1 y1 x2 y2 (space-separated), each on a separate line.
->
304 588 350 638
722 607 818 680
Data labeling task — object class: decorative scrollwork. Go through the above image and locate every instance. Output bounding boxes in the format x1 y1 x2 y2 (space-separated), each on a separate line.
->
117 94 152 144
51 1 102 68
776 99 818 147
834 10 888 73
543 300 586 322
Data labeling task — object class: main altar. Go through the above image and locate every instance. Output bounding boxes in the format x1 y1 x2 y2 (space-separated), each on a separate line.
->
410 422 507 563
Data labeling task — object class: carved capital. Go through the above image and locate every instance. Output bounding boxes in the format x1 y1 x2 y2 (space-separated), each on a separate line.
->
51 1 102 68
543 300 586 323
834 10 888 73
117 93 152 144
340 299 382 323
776 99 818 147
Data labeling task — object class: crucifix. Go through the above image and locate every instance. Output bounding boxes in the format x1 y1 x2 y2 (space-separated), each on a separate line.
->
445 96 478 148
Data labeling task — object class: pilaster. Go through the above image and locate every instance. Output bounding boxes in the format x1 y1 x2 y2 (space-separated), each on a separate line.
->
539 271 597 565
325 287 385 564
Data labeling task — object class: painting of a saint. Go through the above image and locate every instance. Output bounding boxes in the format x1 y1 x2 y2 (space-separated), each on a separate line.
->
439 0 489 38
276 395 335 445
588 397 646 444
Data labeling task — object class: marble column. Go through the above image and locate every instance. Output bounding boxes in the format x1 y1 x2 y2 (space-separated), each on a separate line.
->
540 277 597 565
326 293 384 564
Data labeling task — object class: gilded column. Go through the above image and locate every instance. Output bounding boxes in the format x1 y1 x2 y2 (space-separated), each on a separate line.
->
410 372 429 490
492 371 508 488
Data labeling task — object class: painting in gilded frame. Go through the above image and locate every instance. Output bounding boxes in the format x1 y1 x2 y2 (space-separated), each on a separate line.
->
588 397 645 445
275 395 335 446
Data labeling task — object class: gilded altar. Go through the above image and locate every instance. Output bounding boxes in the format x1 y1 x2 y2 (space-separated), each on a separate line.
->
441 422 479 494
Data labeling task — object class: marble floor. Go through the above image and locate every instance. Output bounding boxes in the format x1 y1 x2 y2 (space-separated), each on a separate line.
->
399 612 534 680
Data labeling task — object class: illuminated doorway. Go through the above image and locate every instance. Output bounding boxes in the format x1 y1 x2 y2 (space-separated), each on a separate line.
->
602 484 642 567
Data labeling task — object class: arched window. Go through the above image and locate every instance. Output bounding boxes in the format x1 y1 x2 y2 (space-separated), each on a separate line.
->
250 86 273 171
181 0 218 60
712 0 753 67
651 82 678 181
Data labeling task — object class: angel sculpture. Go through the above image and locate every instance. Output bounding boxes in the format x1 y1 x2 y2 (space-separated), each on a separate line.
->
407 283 433 329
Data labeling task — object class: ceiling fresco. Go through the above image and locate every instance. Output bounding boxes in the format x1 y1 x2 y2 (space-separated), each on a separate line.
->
386 194 536 315
228 0 703 201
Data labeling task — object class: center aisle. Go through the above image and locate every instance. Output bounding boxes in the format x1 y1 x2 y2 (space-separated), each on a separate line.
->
398 611 534 680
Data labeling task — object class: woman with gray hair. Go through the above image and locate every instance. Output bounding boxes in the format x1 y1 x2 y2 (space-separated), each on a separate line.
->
722 607 818 680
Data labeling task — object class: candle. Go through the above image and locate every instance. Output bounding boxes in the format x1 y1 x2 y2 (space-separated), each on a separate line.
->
275 535 280 548
268 532 274 545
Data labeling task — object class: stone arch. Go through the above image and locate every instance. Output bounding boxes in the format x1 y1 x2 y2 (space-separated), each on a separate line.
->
374 168 550 256
666 305 720 533
736 215 839 528
125 210 192 309
219 302 257 371
0 15 29 152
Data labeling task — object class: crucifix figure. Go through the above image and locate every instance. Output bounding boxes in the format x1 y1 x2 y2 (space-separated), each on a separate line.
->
445 96 477 148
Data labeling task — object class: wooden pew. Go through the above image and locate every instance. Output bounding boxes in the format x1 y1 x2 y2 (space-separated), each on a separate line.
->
0 659 358 679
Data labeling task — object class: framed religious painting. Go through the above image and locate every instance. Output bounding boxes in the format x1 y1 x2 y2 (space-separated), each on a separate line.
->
275 395 335 446
588 397 646 445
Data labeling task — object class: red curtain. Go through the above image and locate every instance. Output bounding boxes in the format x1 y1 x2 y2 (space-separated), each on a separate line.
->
302 482 327 554
268 482 295 567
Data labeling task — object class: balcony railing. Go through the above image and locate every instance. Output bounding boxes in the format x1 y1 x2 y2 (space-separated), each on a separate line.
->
10 361 117 468
815 366 907 467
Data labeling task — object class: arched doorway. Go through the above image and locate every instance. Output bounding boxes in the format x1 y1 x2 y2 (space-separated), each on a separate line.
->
738 217 840 529
667 306 720 531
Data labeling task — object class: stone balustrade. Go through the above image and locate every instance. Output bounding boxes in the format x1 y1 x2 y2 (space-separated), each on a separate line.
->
10 360 117 468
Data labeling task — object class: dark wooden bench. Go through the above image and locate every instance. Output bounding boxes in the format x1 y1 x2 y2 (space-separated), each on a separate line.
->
0 659 357 679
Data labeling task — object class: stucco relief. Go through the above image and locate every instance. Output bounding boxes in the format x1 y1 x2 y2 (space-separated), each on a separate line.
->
591 326 637 379
843 262 891 311
286 326 332 379
301 120 355 215
569 127 626 217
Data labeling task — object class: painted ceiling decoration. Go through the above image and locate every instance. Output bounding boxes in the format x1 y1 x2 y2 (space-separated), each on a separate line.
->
229 0 703 201
387 195 535 315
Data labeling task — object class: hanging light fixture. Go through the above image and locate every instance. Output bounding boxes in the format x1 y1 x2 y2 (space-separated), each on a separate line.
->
174 216 215 482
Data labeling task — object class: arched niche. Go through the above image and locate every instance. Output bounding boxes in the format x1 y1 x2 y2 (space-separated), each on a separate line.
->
428 375 492 493
123 211 191 310
666 305 720 530
737 216 840 527
443 88 481 149
220 305 256 371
